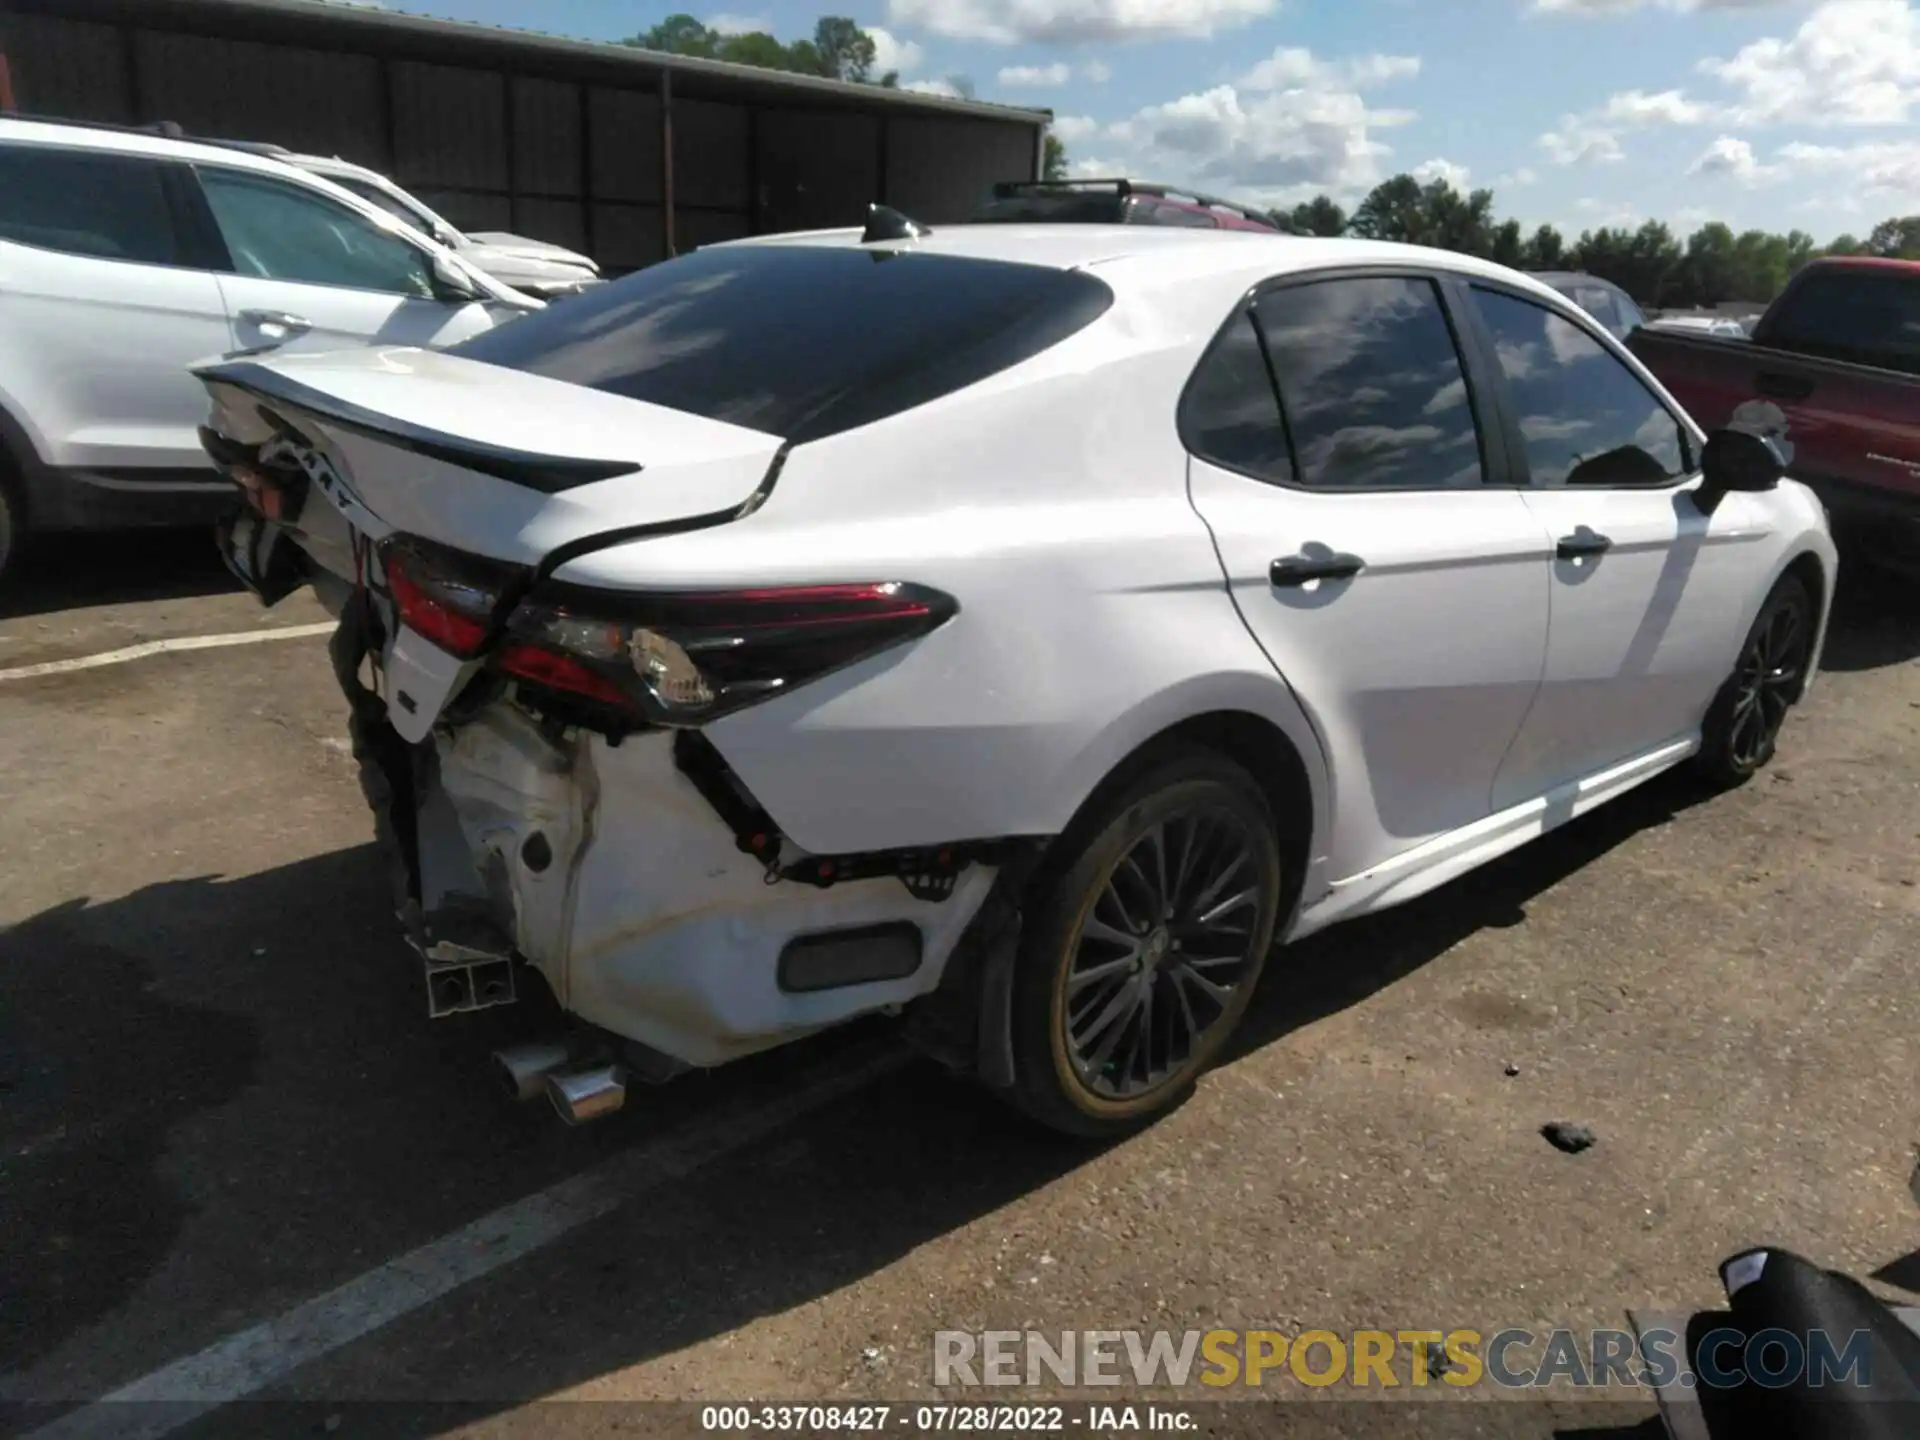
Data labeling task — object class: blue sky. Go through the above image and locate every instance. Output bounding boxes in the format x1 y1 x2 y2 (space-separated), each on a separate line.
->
367 0 1919 242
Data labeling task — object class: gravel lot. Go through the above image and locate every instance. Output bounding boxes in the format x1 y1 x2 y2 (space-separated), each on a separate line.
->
1 530 1915 1439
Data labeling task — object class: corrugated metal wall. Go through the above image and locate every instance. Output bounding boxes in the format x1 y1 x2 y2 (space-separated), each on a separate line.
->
1 10 1040 272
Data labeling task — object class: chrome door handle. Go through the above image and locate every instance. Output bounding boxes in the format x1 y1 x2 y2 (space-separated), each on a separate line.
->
238 309 312 337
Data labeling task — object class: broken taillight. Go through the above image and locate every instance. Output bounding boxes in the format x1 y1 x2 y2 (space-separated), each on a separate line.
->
379 537 528 659
495 581 957 727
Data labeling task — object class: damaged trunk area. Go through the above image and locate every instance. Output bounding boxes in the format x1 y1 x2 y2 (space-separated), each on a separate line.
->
198 353 1021 1121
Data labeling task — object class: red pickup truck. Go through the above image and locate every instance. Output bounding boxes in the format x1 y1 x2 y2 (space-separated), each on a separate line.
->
1627 256 1920 575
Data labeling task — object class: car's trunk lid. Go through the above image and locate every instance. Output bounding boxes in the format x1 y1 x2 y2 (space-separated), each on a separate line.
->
196 346 785 570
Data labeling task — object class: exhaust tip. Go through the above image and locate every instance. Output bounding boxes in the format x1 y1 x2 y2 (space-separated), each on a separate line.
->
546 1064 627 1125
492 1040 574 1103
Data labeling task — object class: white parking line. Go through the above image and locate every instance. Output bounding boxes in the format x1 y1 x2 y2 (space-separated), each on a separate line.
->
0 623 337 684
19 1045 907 1440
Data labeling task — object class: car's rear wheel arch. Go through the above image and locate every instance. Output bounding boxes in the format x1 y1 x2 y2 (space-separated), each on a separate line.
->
1032 710 1314 925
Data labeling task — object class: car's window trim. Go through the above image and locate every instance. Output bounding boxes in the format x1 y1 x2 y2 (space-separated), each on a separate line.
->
1459 276 1700 492
189 162 450 302
1177 263 1513 495
0 140 225 274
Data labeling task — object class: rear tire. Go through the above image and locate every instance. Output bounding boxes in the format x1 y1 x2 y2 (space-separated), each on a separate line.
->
1694 573 1814 789
1005 749 1283 1138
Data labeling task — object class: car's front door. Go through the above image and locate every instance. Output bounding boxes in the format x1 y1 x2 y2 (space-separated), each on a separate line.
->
190 166 500 357
1460 281 1776 810
1184 271 1556 885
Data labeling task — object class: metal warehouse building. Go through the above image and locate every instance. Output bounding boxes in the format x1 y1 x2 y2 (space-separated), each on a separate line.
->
0 0 1049 272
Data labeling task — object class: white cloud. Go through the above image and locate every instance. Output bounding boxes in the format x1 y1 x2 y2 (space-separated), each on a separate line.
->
903 77 966 96
707 12 772 33
1411 157 1471 187
1698 0 1920 125
1601 88 1712 125
999 61 1073 85
867 25 925 74
1238 47 1421 90
885 0 1274 44
1754 137 1920 206
996 59 1112 84
1531 0 1790 11
1085 47 1422 207
1538 118 1626 164
1068 154 1126 177
1687 134 1777 180
1496 166 1541 186
1051 113 1102 141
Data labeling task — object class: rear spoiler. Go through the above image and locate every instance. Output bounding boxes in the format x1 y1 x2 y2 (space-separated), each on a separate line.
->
195 359 640 495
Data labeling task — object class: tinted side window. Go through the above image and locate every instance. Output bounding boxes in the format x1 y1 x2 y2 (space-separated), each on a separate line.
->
454 244 1115 441
0 144 181 265
1182 312 1294 483
197 169 436 298
1765 271 1920 375
335 176 435 236
1473 287 1688 487
1251 276 1484 490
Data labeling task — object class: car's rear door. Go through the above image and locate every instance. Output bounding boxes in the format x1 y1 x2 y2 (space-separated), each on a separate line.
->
187 164 501 356
0 140 233 476
1456 280 1773 809
1184 268 1556 887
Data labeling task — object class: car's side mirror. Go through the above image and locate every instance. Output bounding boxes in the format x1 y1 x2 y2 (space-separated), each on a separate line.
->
1696 427 1788 514
429 252 484 304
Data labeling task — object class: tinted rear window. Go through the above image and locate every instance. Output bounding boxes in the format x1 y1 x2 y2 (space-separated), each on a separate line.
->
1765 270 1920 375
970 193 1127 224
452 244 1115 441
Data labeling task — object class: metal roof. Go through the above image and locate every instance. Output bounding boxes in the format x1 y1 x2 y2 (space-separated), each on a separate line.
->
12 0 1053 126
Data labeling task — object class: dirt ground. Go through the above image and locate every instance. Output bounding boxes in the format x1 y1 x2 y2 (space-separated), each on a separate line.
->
1 530 1915 1440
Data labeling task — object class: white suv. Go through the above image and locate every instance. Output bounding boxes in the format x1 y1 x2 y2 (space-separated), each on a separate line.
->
224 145 603 301
0 116 539 580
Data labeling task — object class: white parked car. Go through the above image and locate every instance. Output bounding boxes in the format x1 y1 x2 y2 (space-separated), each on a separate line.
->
198 218 1835 1136
1645 314 1752 339
0 116 538 579
215 143 603 300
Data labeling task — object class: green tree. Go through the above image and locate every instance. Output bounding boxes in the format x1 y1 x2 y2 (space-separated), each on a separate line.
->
1347 174 1493 254
631 13 720 57
1679 221 1736 306
1522 224 1567 270
1867 215 1920 258
720 31 800 68
810 16 876 81
1346 174 1426 243
1043 134 1069 182
1288 196 1348 236
1488 218 1525 269
1826 233 1867 256
624 13 894 86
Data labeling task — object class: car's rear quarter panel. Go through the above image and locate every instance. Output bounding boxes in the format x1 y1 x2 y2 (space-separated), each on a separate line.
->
546 304 1333 869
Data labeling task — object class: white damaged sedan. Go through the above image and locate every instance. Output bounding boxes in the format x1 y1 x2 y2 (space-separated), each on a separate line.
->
199 214 1834 1136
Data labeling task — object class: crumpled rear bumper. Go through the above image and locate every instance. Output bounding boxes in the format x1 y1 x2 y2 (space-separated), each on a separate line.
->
387 693 998 1067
